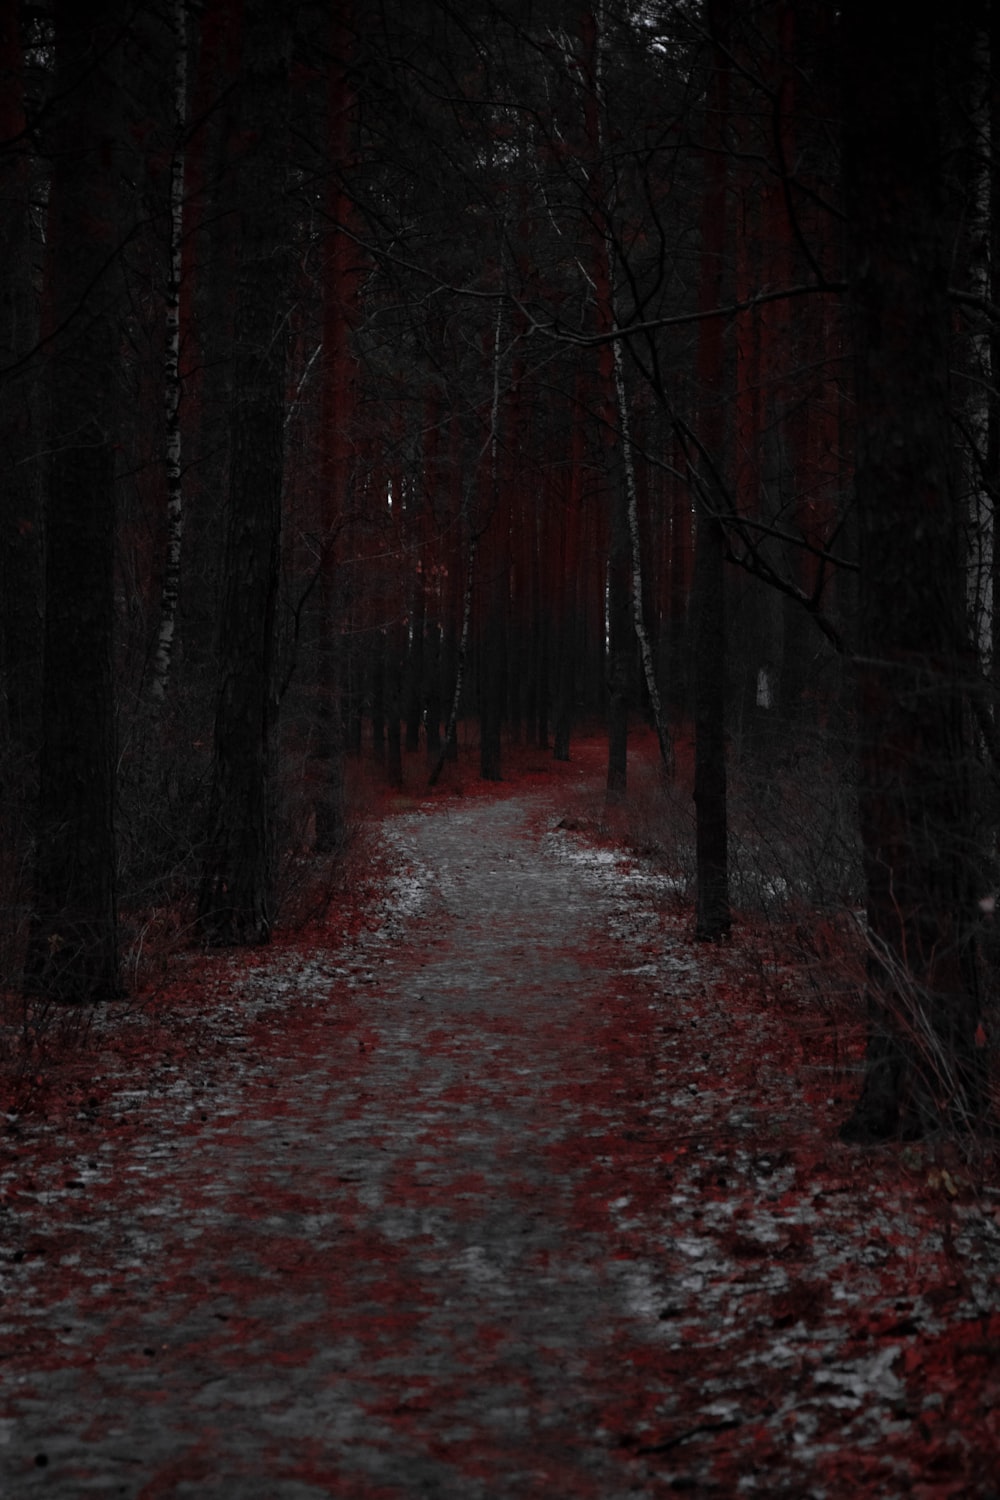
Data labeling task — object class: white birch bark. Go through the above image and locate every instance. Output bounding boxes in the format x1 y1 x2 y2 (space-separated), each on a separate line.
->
612 325 673 774
594 4 672 773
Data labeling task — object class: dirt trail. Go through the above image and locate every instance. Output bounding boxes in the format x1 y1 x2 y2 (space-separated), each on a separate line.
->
2 778 999 1497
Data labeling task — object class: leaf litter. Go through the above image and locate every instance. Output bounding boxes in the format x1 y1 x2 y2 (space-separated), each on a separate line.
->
0 741 998 1497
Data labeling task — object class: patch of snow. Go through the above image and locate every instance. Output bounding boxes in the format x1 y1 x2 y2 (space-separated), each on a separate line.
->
814 1345 903 1406
676 1236 713 1260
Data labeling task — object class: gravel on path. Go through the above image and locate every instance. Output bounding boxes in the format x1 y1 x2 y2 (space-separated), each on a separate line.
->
2 782 999 1497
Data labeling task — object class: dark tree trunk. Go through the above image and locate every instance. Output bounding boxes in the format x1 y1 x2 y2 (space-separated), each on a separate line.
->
840 2 986 1140
553 392 584 763
342 627 363 758
148 0 189 704
311 573 345 854
25 0 126 1002
479 611 505 782
443 411 464 764
478 419 506 783
692 0 732 942
666 439 693 720
313 581 346 856
0 1 42 754
197 0 291 944
405 544 426 753
386 619 404 789
692 514 730 941
177 0 241 688
990 2 1000 698
312 6 359 852
605 467 631 799
551 617 575 762
370 628 386 764
429 521 476 788
425 621 442 759
535 556 551 754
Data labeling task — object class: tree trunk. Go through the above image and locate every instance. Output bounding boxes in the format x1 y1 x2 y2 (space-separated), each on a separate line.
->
405 513 426 753
176 0 241 689
692 512 731 940
370 628 386 764
553 384 585 762
990 2 1000 697
578 8 631 799
430 530 476 787
197 0 291 944
479 600 506 782
386 617 404 789
840 2 986 1139
478 301 507 783
605 454 631 800
149 0 188 703
0 2 41 756
425 620 443 759
692 0 732 942
25 1 127 1002
312 7 359 851
614 334 672 775
666 428 693 720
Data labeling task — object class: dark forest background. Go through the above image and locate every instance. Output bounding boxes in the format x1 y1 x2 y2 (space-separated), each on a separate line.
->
1 0 998 1142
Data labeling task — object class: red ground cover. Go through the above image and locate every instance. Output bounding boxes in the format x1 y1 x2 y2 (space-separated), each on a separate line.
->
2 729 999 1497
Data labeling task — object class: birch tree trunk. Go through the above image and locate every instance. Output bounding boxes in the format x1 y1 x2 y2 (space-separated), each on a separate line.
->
578 8 629 798
612 334 673 775
579 5 671 791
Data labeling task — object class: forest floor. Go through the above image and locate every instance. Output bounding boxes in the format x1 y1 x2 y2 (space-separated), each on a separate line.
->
1 733 1000 1498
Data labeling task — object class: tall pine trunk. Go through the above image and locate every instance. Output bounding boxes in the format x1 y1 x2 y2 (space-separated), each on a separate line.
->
840 3 986 1139
149 0 188 703
312 7 359 850
0 0 42 754
692 0 732 942
25 1 127 1002
197 0 291 945
478 301 507 783
553 383 585 761
176 0 241 689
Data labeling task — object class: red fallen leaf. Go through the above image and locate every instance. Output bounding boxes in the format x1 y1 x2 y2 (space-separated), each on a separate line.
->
974 1022 987 1048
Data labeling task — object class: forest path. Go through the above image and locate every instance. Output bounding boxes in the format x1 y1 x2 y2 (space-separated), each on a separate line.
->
3 761 1000 1497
